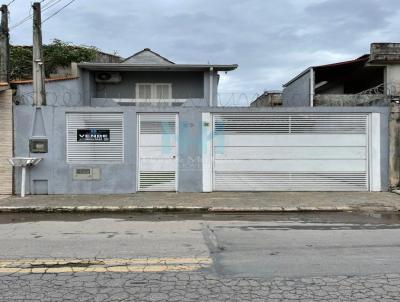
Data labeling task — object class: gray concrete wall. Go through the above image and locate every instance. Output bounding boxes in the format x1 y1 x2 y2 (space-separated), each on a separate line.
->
13 105 205 194
385 65 400 95
282 70 311 107
315 94 389 106
370 43 400 63
178 109 203 192
14 70 220 108
13 104 389 194
203 70 219 106
78 70 95 106
250 93 283 107
14 106 136 195
94 71 204 99
90 98 209 108
14 79 82 107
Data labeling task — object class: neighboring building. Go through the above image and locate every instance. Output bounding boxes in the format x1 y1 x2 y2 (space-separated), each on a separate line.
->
250 90 282 107
50 48 122 78
10 48 388 194
282 43 400 107
0 85 12 195
12 45 122 64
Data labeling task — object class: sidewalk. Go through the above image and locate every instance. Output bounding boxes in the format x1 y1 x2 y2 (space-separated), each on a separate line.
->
0 192 400 213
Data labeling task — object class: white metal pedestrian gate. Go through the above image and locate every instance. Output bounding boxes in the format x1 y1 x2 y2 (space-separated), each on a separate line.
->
137 113 178 191
211 113 379 191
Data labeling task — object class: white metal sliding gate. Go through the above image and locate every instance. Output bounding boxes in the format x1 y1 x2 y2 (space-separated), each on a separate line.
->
212 113 372 191
137 113 178 191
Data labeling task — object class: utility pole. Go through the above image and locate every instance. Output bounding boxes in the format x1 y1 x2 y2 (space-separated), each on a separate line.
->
0 4 9 83
32 2 46 106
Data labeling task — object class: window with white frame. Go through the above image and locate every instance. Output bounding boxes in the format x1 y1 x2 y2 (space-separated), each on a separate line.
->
136 83 172 99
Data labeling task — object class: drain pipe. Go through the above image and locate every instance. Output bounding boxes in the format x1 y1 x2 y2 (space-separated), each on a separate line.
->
309 67 314 107
209 67 214 106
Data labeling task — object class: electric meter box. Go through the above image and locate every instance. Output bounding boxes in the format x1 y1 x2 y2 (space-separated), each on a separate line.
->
29 139 48 153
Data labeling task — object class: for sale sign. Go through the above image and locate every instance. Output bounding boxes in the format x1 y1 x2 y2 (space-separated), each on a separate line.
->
77 129 110 142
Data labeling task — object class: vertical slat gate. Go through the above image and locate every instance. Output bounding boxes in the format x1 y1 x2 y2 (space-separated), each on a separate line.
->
138 113 178 191
213 113 369 191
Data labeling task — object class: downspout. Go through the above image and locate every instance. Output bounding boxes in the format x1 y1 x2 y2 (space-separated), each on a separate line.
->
209 67 214 106
309 67 314 107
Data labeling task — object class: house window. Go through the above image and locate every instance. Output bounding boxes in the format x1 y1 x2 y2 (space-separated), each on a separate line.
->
136 83 172 99
66 113 124 163
137 84 152 99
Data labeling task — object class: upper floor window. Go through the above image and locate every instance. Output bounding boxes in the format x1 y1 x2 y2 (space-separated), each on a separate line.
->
136 83 172 99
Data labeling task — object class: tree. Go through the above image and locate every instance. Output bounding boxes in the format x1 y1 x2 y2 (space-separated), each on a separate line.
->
10 39 98 80
9 46 32 80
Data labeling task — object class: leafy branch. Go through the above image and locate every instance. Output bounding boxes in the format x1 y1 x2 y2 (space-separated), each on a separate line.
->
10 39 98 80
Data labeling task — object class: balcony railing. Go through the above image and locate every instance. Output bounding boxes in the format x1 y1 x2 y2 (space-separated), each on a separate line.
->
91 97 207 107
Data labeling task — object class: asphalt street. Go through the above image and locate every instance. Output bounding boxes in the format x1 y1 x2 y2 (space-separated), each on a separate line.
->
0 212 400 301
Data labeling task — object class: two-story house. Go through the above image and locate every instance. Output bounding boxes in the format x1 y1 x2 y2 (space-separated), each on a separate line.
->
78 48 237 107
10 48 388 195
13 48 239 194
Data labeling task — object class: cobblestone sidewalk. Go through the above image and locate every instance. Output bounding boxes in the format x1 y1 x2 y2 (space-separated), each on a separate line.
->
1 271 399 301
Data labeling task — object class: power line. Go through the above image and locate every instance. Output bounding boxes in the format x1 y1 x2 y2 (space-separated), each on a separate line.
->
43 0 63 9
42 0 76 23
6 0 17 6
9 0 67 30
9 15 31 30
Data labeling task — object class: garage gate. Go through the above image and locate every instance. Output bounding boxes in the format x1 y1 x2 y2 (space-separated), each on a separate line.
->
211 113 380 191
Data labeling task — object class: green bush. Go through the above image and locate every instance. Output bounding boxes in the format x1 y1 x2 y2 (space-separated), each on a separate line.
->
10 46 32 80
10 39 98 80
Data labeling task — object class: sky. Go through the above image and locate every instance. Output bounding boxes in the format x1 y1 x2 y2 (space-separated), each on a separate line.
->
7 0 400 103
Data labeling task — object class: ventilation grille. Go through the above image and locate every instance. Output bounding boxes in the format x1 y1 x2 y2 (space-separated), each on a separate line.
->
139 172 176 191
67 113 123 163
214 172 367 191
140 114 176 134
214 114 367 134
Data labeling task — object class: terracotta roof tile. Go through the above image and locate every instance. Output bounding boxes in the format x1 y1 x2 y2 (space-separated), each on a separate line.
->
10 76 79 85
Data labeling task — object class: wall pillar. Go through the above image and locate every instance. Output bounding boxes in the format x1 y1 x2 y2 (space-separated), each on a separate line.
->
389 103 400 189
384 65 400 189
0 89 13 194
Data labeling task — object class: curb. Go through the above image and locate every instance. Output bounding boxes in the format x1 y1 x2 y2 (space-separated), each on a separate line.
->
0 206 210 213
0 205 398 213
393 190 400 195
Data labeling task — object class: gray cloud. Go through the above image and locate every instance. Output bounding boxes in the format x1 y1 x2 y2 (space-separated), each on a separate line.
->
8 0 400 99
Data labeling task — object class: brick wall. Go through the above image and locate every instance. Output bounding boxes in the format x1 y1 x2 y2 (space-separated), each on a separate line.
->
0 89 12 194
